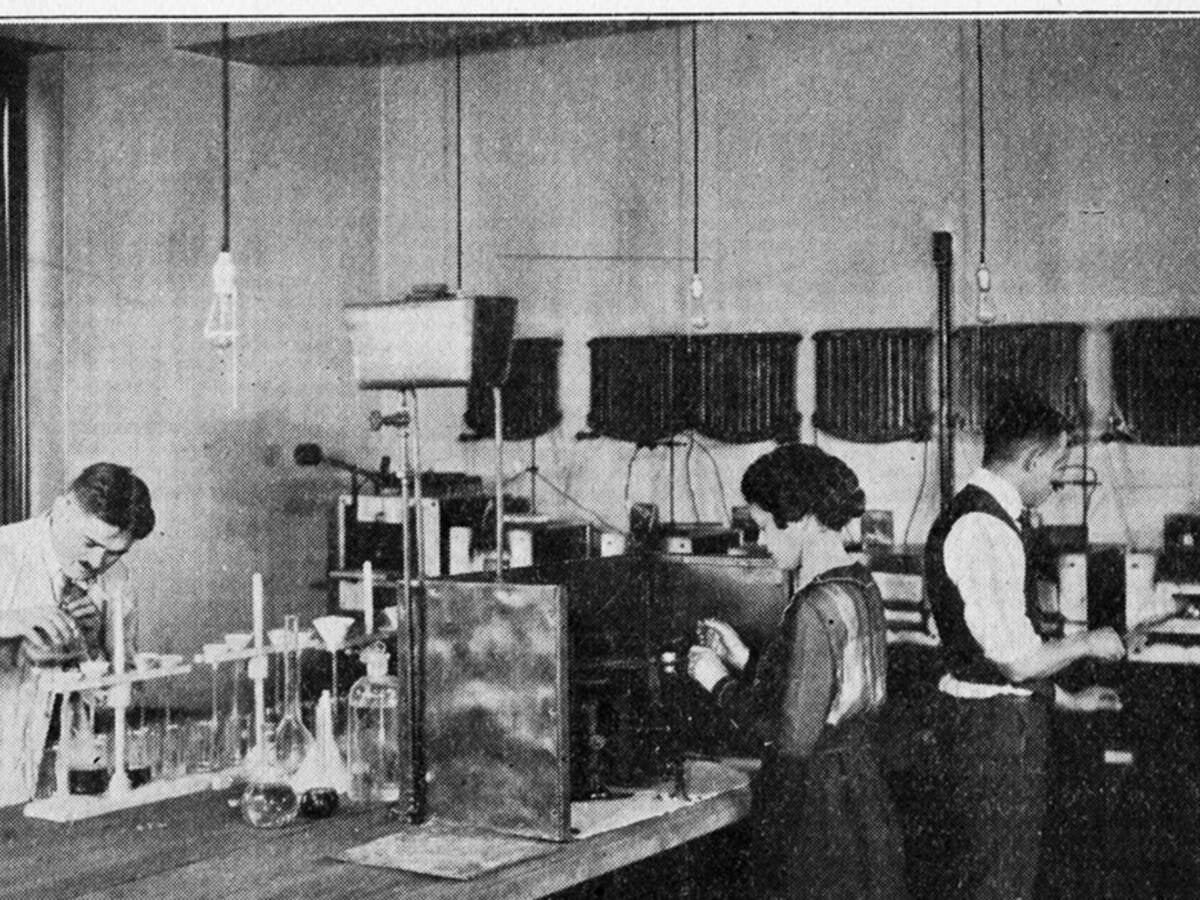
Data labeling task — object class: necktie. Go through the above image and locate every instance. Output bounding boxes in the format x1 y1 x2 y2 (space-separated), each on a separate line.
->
58 580 100 657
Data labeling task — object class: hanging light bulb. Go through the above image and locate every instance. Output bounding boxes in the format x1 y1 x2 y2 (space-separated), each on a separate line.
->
975 262 995 323
204 22 239 408
205 250 238 348
974 21 996 326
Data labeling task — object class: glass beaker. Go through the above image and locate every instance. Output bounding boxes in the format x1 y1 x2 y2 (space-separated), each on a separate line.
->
67 732 111 796
273 616 314 776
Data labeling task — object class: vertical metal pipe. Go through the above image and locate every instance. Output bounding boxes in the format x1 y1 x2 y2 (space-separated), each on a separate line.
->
933 232 955 508
410 389 426 580
1079 367 1090 542
493 385 504 582
529 437 537 514
399 391 425 824
668 441 676 524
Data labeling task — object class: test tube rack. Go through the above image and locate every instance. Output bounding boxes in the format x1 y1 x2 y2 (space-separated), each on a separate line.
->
22 636 320 823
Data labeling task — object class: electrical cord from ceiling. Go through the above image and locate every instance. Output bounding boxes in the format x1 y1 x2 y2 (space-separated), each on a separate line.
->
455 42 463 293
221 22 231 253
686 21 707 331
204 20 240 408
975 20 987 271
691 22 700 281
973 20 996 327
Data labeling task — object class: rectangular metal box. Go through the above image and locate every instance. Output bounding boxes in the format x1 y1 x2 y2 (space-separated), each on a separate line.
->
346 296 516 389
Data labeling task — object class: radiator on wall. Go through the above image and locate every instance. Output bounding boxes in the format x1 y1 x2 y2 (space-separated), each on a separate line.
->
953 323 1085 432
813 328 932 443
584 333 801 445
1111 318 1200 446
463 337 563 442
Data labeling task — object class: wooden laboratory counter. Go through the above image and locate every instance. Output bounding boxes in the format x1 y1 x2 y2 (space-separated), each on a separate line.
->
0 774 753 900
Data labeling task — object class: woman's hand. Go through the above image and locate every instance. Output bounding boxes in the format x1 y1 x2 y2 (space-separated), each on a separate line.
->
696 618 750 671
687 645 729 692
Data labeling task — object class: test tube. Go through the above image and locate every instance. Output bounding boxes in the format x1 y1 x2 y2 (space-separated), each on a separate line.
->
162 721 185 779
127 725 152 788
185 717 217 773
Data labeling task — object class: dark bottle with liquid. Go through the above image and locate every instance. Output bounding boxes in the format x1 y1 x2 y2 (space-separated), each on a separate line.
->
68 767 110 796
299 787 339 819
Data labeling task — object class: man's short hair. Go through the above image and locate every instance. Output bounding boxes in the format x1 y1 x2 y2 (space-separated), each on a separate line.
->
70 463 156 540
982 388 1072 467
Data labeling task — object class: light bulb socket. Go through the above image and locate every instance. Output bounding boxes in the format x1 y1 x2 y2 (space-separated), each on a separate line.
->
690 272 704 301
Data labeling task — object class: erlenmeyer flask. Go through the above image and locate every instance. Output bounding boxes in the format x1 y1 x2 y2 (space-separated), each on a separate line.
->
273 615 314 776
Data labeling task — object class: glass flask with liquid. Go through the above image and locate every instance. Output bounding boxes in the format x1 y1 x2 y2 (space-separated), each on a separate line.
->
240 756 300 829
346 642 401 805
273 615 314 776
64 696 111 796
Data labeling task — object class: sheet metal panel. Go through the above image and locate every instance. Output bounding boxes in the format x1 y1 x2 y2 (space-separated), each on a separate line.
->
422 580 570 842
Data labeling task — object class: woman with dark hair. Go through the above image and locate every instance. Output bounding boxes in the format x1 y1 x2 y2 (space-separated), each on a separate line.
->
687 443 906 899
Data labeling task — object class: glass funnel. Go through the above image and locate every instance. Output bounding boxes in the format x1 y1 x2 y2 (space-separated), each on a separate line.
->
273 615 314 776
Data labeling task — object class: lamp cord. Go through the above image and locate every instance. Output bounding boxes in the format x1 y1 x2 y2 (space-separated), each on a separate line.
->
455 44 463 292
691 22 700 277
221 23 231 253
975 20 987 266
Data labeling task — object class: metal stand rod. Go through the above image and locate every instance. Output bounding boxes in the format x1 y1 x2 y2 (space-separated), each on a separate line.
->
493 385 504 582
411 389 427 579
529 438 537 514
933 231 955 510
398 392 427 824
668 442 675 524
367 401 426 823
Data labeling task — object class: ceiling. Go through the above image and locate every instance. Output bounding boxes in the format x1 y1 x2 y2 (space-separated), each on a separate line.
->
0 19 681 66
185 20 677 66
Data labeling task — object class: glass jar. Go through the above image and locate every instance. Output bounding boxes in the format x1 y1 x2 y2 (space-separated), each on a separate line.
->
346 643 401 805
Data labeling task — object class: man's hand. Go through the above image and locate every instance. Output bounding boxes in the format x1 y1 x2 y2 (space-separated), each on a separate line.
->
1084 627 1126 662
1056 684 1123 714
58 589 101 629
696 618 751 671
687 645 730 692
0 607 85 664
0 607 81 646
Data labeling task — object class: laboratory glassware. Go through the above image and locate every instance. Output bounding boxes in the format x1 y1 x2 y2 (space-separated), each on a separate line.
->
346 642 401 805
273 615 314 776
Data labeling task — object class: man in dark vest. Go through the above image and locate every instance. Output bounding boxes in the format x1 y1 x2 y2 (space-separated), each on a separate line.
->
926 389 1124 900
